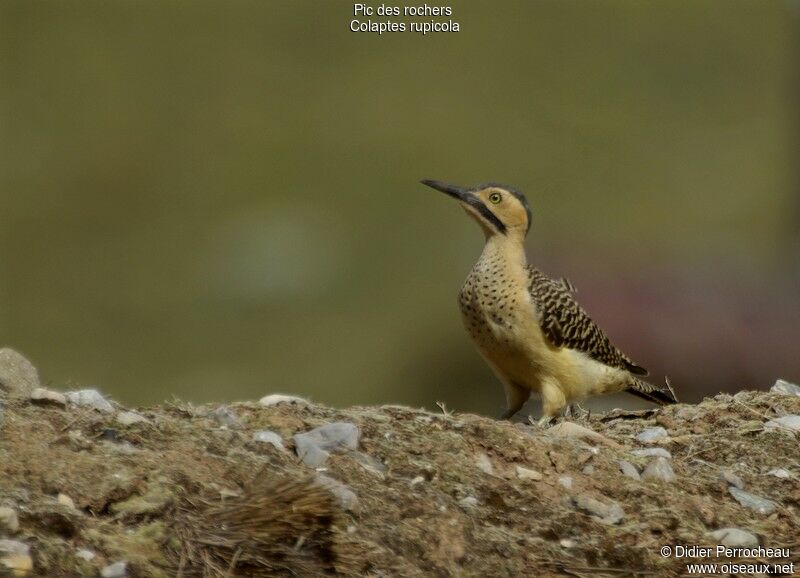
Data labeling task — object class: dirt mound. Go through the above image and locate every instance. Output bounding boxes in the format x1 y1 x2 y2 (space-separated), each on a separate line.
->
1 358 799 576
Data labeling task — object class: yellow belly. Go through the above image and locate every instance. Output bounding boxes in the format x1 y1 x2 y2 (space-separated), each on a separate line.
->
462 305 628 405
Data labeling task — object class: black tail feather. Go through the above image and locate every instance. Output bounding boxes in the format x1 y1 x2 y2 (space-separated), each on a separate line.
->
626 376 678 406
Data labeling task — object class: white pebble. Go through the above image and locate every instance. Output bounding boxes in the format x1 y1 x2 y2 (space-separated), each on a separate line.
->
618 460 641 480
259 393 309 407
641 458 676 482
0 508 19 533
728 486 777 515
116 411 148 426
76 549 95 561
459 496 479 508
30 387 67 406
515 466 543 481
765 415 800 432
253 430 286 451
475 453 494 475
707 528 759 548
636 427 668 443
65 389 114 413
57 493 75 509
771 379 800 396
631 447 672 459
100 561 128 578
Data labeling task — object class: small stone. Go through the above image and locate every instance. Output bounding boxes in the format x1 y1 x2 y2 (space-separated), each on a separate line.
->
559 538 576 548
618 460 641 480
636 427 668 443
728 487 777 515
631 447 672 459
475 453 494 475
767 468 792 479
582 464 594 475
641 458 676 482
0 539 32 575
75 549 95 561
558 476 573 490
294 422 360 467
720 470 744 489
548 421 620 448
100 560 128 578
259 394 309 407
300 422 359 451
1 554 33 575
771 379 800 396
458 496 479 509
515 466 543 481
253 430 285 451
0 348 40 397
116 411 148 426
30 387 67 406
65 389 114 413
208 405 239 428
410 475 425 487
0 508 19 533
707 528 759 548
294 439 329 468
571 495 624 524
0 540 29 556
315 475 359 512
57 493 75 509
764 415 800 433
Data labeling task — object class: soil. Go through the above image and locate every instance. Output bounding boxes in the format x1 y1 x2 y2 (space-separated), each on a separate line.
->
1 386 799 577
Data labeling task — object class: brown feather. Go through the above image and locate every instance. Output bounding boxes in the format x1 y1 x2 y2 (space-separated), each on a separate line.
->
526 266 649 376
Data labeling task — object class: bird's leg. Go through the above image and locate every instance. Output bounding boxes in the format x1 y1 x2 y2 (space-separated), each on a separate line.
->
497 407 519 420
540 379 566 425
498 382 530 421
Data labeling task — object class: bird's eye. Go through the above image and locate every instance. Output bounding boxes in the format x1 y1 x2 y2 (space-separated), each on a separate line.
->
489 192 502 204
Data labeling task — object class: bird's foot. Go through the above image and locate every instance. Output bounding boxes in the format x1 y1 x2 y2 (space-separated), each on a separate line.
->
536 415 556 428
563 403 590 420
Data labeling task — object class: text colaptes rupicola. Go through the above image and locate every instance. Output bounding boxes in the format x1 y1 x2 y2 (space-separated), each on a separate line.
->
423 179 677 420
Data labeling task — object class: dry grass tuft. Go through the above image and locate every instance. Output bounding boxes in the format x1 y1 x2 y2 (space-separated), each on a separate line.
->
170 476 351 577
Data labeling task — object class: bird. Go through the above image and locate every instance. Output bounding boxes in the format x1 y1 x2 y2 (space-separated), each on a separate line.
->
422 179 677 421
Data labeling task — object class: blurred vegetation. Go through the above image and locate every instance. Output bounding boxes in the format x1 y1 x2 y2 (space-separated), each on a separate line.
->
1 1 798 416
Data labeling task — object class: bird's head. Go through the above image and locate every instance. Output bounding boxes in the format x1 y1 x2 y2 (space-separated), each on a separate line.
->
421 179 532 239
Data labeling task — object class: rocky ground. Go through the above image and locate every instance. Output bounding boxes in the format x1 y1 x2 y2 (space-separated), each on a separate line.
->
1 347 799 577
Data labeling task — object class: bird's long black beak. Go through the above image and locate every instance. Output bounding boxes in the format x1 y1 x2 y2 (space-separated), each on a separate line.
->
420 179 471 201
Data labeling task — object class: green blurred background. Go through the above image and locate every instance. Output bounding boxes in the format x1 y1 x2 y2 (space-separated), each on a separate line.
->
2 1 799 416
